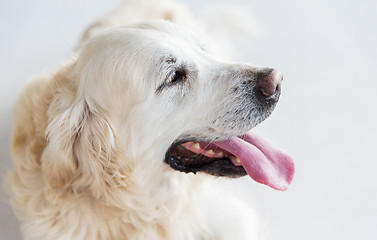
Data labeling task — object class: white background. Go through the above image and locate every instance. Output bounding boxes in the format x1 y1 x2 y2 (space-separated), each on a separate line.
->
1 0 376 239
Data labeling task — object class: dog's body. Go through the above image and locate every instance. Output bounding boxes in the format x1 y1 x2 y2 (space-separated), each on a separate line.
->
7 1 293 239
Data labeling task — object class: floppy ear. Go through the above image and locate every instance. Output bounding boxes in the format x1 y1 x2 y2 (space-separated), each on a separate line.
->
42 97 120 195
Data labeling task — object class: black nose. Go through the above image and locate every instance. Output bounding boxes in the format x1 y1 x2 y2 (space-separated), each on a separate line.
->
256 69 283 98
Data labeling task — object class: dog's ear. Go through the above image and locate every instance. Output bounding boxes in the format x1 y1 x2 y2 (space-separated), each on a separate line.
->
42 97 121 195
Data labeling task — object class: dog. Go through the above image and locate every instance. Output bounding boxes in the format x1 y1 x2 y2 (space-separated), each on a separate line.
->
6 0 294 239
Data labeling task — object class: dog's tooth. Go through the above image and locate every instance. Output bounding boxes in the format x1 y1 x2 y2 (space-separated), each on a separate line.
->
193 143 201 150
206 149 215 156
181 142 192 149
234 157 241 164
216 152 224 157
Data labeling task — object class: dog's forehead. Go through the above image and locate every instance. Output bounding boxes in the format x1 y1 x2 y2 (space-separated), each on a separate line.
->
86 21 205 67
80 21 211 93
129 21 204 55
133 20 202 42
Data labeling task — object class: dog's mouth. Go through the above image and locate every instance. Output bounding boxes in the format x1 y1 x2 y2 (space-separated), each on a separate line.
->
165 131 294 191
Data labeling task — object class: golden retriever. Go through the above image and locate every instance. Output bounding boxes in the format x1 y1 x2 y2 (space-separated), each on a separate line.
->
6 0 294 239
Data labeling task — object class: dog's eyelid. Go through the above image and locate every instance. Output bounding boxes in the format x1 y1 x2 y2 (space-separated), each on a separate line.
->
165 57 177 64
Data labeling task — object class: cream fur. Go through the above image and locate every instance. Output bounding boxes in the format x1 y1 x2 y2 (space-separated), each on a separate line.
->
6 1 261 239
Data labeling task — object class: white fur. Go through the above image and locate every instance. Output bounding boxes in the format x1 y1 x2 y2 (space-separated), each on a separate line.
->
6 1 268 239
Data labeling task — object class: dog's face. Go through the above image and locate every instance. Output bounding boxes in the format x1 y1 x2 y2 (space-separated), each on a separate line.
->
49 20 293 191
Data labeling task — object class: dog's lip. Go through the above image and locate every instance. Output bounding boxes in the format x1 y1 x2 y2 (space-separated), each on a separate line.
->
165 139 247 178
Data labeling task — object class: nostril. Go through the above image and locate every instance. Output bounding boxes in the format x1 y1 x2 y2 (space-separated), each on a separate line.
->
257 69 283 98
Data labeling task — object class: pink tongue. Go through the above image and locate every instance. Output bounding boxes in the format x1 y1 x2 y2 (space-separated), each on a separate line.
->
213 132 294 191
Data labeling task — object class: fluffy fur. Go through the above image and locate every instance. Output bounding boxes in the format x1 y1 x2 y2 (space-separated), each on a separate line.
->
6 0 267 239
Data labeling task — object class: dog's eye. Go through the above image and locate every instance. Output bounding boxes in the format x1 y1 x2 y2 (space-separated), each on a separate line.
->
156 68 189 94
170 69 187 84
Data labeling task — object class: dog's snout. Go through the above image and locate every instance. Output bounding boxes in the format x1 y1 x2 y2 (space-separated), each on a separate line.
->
256 69 283 98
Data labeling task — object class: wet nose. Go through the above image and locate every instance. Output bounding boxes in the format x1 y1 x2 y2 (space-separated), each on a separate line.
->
257 69 283 98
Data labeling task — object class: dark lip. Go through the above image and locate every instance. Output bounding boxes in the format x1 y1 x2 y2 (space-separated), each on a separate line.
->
164 139 247 178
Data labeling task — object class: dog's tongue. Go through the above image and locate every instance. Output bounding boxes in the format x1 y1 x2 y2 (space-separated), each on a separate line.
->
213 132 294 191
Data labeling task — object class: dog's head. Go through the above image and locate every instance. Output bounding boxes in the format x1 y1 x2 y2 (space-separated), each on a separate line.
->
43 20 293 193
